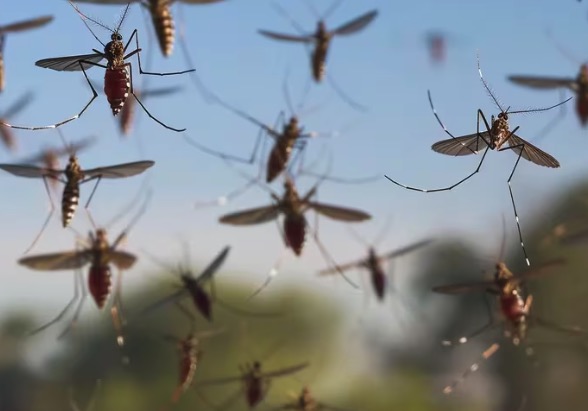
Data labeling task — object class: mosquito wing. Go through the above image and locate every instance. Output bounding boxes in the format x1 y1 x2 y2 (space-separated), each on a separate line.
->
2 91 34 119
508 75 578 92
0 163 63 179
332 10 378 36
379 239 434 260
196 373 245 386
83 161 155 179
108 250 137 270
431 133 489 156
0 16 53 33
515 258 565 283
196 246 230 283
318 257 367 275
219 205 280 225
18 250 92 271
36 53 105 72
432 281 498 294
508 134 560 168
258 29 315 43
306 202 371 222
262 362 309 379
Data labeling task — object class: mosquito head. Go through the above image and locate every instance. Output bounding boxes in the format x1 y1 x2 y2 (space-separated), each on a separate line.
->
95 228 108 242
252 361 261 371
111 32 123 42
497 111 508 121
317 20 327 34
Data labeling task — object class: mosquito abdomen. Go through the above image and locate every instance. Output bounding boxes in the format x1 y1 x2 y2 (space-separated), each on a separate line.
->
576 97 588 126
371 267 386 300
174 344 198 402
119 95 135 135
246 379 264 407
61 182 79 227
266 144 292 183
150 1 175 57
312 41 329 82
284 213 307 256
104 67 130 116
88 264 112 309
0 124 15 151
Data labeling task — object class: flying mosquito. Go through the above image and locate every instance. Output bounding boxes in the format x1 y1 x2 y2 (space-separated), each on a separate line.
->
196 361 310 409
0 14 53 92
0 148 154 253
71 0 227 57
432 251 584 393
508 64 588 126
17 195 149 340
318 235 433 302
269 386 351 411
385 56 570 266
258 2 377 110
0 91 34 152
0 2 194 132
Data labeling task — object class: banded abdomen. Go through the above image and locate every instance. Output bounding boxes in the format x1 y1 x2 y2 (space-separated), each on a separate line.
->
312 40 330 82
61 181 79 227
150 1 175 57
172 342 198 402
88 264 112 309
104 67 130 115
370 266 386 301
266 142 294 183
284 213 307 256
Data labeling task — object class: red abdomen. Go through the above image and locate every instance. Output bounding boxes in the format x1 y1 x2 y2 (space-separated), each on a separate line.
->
266 144 291 183
246 380 263 408
576 97 588 126
104 67 130 116
500 293 525 322
88 265 112 309
172 345 197 402
284 214 307 256
371 268 386 300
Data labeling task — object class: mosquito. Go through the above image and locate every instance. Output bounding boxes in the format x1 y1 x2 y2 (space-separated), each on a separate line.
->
0 2 194 132
71 0 227 57
318 218 432 302
218 175 370 294
0 14 53 92
385 56 570 266
196 361 310 409
0 91 34 152
17 191 150 340
258 1 377 111
432 256 584 393
136 245 280 322
269 386 350 411
0 141 154 253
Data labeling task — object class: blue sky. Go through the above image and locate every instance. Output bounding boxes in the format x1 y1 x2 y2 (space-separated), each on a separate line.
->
0 0 587 329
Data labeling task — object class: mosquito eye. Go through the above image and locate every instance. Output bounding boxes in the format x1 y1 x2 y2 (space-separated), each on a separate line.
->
117 35 122 41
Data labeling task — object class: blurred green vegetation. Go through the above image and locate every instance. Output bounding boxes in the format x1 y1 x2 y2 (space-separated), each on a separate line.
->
4 181 588 411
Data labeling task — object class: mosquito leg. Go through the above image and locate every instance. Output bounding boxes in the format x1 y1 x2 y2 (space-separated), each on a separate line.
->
385 145 490 193
183 128 263 166
58 271 88 340
248 248 288 300
442 342 501 394
128 29 195 76
476 109 493 148
24 175 60 255
111 269 126 347
27 269 82 337
83 175 102 211
326 73 369 112
441 319 501 347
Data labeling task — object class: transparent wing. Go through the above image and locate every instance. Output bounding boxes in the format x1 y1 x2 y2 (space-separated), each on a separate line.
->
515 258 565 282
431 133 489 156
258 29 314 43
307 202 371 222
137 289 188 318
379 239 434 260
318 258 367 275
35 53 105 72
83 161 155 179
0 16 53 33
108 250 137 270
432 281 498 294
332 10 378 36
262 362 309 379
196 246 230 283
508 75 578 92
0 163 63 179
219 205 280 225
508 134 560 168
18 251 92 271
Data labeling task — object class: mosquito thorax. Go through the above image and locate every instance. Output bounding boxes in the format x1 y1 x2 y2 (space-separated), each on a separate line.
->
285 116 299 137
580 64 588 84
317 21 328 39
105 33 125 66
65 155 82 179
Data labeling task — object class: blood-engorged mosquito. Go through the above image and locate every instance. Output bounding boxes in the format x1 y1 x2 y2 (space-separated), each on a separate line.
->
432 230 585 394
0 91 34 152
17 190 151 342
196 360 310 409
258 1 377 111
0 2 194 132
218 173 371 295
268 386 351 411
385 55 571 266
0 14 53 92
0 134 154 253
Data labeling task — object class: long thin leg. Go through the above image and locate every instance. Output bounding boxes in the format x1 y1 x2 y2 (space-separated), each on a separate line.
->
130 85 186 132
58 269 88 340
82 175 102 210
248 248 288 300
27 268 82 337
441 318 501 347
24 175 61 255
183 127 264 166
326 72 369 112
0 60 100 130
442 342 501 394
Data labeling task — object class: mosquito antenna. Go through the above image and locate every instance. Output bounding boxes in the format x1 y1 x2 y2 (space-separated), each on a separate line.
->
442 342 501 394
56 128 71 154
476 53 505 113
301 0 321 20
322 0 344 22
68 1 109 47
114 3 131 34
507 97 572 115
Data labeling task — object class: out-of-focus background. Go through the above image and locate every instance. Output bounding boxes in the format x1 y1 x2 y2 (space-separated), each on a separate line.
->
2 0 588 410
